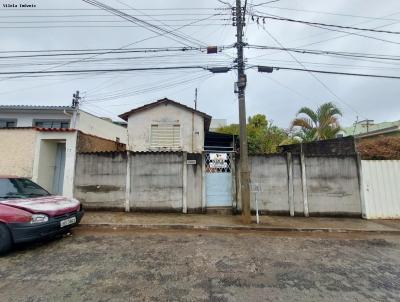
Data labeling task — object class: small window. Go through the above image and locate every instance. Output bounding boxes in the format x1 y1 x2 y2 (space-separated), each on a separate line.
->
150 123 181 150
34 120 70 129
60 122 70 129
0 119 16 128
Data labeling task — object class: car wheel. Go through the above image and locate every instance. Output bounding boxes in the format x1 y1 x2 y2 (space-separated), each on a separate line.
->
0 224 12 255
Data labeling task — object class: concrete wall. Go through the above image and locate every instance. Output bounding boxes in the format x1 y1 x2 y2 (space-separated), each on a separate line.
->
0 128 37 177
74 152 127 210
76 110 128 144
127 103 205 153
186 153 203 213
73 151 361 217
129 152 184 212
242 154 362 217
249 155 291 214
73 151 205 212
306 156 361 216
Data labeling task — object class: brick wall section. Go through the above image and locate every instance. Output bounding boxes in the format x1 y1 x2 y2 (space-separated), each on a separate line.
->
77 131 126 153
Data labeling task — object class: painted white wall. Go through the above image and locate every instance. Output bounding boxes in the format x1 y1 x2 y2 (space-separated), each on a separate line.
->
33 131 78 198
0 109 127 144
127 103 205 153
0 129 37 177
34 140 58 193
0 112 71 127
76 110 128 144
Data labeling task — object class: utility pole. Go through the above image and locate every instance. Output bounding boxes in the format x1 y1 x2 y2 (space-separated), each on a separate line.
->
194 88 198 110
71 90 81 128
234 0 251 224
72 90 81 109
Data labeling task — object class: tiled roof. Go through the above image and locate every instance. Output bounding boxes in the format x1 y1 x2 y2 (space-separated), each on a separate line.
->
0 127 77 132
36 127 77 132
342 120 400 136
78 150 186 155
0 105 73 111
118 98 212 126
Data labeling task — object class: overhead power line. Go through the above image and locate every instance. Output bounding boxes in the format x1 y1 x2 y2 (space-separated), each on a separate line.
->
0 65 232 76
256 65 400 80
0 46 234 59
0 13 226 17
0 8 224 11
254 5 400 22
249 13 400 35
247 45 400 61
259 27 365 119
0 10 222 83
82 0 208 48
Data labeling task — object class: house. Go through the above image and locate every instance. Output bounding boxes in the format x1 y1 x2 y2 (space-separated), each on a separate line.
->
0 105 127 198
0 105 127 143
72 98 238 212
209 119 227 131
339 119 400 139
119 98 212 153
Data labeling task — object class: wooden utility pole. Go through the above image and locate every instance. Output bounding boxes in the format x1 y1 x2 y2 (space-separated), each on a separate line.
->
234 0 251 223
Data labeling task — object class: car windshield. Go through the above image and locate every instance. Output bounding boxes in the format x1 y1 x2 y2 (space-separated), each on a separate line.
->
0 178 50 200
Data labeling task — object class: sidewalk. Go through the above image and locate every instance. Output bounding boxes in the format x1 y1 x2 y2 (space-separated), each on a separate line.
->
80 211 400 234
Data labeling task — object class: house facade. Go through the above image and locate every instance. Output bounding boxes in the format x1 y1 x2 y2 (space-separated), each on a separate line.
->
0 105 127 198
119 98 211 153
0 105 127 143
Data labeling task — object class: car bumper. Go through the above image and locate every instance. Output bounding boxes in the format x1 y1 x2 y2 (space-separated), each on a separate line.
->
9 209 84 244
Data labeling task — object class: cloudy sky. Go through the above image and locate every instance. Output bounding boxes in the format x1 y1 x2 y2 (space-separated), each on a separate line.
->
1 0 400 128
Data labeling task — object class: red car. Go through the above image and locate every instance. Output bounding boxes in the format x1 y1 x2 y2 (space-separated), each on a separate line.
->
0 176 84 254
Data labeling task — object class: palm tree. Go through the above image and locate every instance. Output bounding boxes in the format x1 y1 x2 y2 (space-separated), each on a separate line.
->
291 102 342 141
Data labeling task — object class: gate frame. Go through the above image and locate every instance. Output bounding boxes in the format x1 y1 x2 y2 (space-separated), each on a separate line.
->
203 149 236 210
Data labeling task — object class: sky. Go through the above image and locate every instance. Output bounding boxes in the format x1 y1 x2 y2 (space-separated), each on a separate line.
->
0 0 400 129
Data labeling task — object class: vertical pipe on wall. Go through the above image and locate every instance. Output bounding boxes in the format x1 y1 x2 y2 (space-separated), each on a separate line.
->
182 152 188 214
125 151 131 212
300 145 309 217
287 152 295 217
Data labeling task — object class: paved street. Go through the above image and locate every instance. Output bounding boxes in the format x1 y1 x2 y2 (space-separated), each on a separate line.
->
1 228 400 302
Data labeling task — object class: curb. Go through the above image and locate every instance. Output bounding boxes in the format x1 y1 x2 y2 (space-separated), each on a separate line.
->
79 223 400 235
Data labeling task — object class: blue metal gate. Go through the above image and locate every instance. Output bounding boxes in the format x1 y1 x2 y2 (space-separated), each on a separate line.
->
205 152 234 207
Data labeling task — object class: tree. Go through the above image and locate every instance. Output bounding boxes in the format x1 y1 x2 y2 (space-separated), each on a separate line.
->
216 114 291 154
291 102 342 141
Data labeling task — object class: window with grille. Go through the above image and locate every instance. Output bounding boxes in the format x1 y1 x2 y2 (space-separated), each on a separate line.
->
150 123 181 150
34 120 70 129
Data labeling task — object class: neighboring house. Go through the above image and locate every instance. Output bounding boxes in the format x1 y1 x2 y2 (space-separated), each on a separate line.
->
339 119 400 139
0 105 127 143
0 105 127 198
119 98 212 153
209 119 227 131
